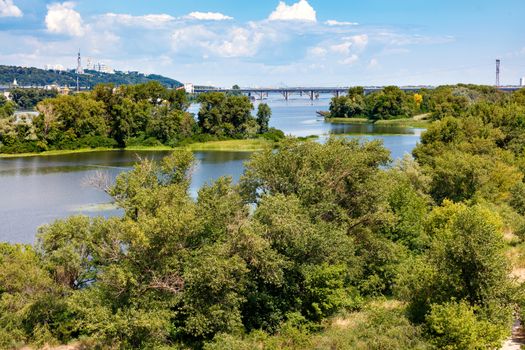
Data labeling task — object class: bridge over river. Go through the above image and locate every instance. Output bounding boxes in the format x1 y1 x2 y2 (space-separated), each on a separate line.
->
194 85 522 100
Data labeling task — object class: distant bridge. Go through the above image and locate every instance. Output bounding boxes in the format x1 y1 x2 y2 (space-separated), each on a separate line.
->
194 85 523 100
2 85 522 99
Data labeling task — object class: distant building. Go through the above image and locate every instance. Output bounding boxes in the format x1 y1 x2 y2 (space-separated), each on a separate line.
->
44 84 71 95
3 91 11 100
184 83 194 94
12 78 18 87
521 77 525 87
45 64 65 71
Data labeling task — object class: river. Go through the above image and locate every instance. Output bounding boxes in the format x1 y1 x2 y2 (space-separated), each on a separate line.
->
0 96 424 243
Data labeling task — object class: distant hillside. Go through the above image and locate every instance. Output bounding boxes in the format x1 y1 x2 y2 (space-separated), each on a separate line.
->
0 65 182 88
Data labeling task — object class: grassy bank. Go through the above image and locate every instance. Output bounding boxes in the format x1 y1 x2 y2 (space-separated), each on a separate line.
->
0 139 273 158
325 114 431 128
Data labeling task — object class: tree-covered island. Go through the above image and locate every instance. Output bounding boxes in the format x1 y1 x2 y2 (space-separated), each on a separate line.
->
0 82 284 155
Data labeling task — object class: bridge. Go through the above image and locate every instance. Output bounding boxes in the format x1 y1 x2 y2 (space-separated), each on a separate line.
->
193 85 523 100
2 84 522 99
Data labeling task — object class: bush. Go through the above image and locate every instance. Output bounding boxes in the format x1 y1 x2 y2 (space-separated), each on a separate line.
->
77 135 118 148
426 301 508 350
261 127 285 142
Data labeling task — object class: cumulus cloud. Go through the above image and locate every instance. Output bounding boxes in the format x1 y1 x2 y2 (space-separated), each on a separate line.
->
268 0 316 22
0 0 22 17
325 20 358 26
339 54 359 65
171 24 270 58
328 35 368 56
185 11 233 21
350 34 368 49
45 2 84 36
214 27 264 57
103 13 175 27
308 46 327 57
330 42 352 55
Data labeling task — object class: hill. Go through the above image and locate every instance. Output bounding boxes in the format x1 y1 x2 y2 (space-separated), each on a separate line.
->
0 65 182 88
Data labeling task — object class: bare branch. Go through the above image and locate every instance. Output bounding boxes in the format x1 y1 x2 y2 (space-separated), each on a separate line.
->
82 170 112 194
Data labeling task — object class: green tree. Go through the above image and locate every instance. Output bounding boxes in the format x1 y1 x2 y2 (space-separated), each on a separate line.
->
367 86 411 120
256 103 271 133
396 203 512 326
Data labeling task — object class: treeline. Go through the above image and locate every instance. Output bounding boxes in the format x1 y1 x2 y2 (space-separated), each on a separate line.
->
1 85 525 349
328 84 507 121
9 88 58 110
0 65 182 88
0 82 282 154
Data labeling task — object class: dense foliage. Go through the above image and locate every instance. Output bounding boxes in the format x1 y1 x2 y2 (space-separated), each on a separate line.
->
1 85 525 349
9 89 58 110
329 85 419 120
0 65 181 88
0 83 280 154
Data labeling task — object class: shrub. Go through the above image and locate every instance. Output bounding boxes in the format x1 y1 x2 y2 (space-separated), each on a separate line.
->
426 301 508 350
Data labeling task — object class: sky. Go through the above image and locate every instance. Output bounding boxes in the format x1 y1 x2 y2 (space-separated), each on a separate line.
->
0 0 524 87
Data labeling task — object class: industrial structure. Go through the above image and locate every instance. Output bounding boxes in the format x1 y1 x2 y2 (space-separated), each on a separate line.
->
496 59 501 87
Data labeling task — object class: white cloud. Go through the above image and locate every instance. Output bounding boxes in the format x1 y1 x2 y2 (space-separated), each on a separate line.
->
171 24 269 58
103 13 175 27
328 35 368 56
268 0 316 22
330 42 352 55
308 46 327 57
339 54 359 65
350 34 368 49
185 11 233 21
214 27 264 57
325 20 358 26
171 25 216 52
0 0 22 17
45 2 84 37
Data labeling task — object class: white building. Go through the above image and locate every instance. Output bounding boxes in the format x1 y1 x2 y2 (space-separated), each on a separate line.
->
45 64 65 71
520 77 525 87
184 83 194 94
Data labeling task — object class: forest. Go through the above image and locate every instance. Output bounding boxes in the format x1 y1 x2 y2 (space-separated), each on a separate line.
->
0 82 281 154
1 85 525 349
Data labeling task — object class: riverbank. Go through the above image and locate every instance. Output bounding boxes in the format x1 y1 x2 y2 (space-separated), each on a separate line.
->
325 114 431 128
0 139 273 158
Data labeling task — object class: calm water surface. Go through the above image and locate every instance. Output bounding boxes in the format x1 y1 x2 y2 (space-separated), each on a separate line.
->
1 97 423 243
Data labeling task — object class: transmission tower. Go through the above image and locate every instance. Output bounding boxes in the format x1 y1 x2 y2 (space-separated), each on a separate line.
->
496 59 501 87
76 49 84 75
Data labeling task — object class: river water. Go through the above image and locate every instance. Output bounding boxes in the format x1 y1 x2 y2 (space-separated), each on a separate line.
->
0 96 423 243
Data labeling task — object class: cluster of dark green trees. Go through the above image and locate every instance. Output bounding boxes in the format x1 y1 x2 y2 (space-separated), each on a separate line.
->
0 65 182 89
0 82 280 154
8 89 58 110
328 86 420 120
1 84 525 349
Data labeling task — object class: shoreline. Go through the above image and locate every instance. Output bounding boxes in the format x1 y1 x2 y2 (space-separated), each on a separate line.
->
325 116 430 128
0 139 273 159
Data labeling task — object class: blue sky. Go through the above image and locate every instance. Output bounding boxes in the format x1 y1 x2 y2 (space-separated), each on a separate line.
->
1 0 524 86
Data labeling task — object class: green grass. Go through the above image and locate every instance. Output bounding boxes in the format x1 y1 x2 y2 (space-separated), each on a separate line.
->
0 139 274 158
180 139 271 152
325 114 431 128
0 147 117 158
